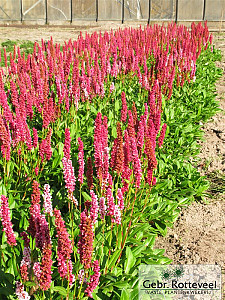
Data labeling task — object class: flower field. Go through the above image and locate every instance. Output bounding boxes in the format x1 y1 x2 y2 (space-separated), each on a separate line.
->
0 22 222 299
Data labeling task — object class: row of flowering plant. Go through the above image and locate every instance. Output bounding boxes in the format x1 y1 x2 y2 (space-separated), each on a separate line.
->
0 22 218 299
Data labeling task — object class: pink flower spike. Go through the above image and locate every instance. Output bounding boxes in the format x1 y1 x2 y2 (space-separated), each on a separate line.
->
106 187 115 218
0 195 17 246
78 211 94 270
63 128 71 160
33 262 41 280
42 184 53 216
78 269 87 284
117 188 124 211
99 197 107 220
85 260 101 298
158 123 167 148
15 281 30 300
113 205 121 225
109 82 115 93
32 128 38 148
20 247 31 269
62 157 76 195
129 137 142 188
21 232 30 247
39 244 52 290
78 137 85 185
90 190 99 224
54 209 74 285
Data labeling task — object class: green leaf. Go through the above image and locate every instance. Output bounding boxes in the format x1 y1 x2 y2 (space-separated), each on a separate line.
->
112 127 117 138
0 270 14 283
52 155 61 169
107 250 121 269
70 123 76 138
25 281 37 287
82 191 92 202
0 184 7 196
121 288 130 300
52 286 67 296
57 142 64 156
0 287 12 296
124 247 136 274
113 282 129 289
108 110 114 121
115 99 120 112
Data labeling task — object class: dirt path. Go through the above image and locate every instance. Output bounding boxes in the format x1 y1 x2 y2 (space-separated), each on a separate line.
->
155 33 225 297
0 23 141 44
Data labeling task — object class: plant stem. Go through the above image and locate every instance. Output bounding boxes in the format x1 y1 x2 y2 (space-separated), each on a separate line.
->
104 223 113 275
115 187 138 267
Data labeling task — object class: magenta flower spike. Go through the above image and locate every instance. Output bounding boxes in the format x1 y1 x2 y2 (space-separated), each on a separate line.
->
54 208 75 285
0 195 16 246
63 128 71 160
42 184 53 216
62 157 76 196
15 281 30 300
85 260 101 298
78 137 85 185
90 190 99 224
62 128 77 203
0 106 12 150
78 211 94 270
129 136 142 188
117 188 124 211
106 187 116 219
158 123 167 148
99 197 107 220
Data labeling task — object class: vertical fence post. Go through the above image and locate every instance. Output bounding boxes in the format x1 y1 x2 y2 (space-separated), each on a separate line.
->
45 0 48 24
175 0 178 23
71 0 73 23
148 0 151 24
203 0 206 21
122 0 124 24
20 0 23 22
96 0 98 22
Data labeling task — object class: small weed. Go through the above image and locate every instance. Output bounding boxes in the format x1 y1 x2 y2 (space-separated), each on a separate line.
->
207 171 225 195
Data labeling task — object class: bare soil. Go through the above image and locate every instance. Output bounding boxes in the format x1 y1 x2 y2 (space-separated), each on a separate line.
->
0 24 224 297
0 22 141 44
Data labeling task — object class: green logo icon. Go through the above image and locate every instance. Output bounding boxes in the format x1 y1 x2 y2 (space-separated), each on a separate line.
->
173 266 184 279
161 270 172 281
161 266 184 281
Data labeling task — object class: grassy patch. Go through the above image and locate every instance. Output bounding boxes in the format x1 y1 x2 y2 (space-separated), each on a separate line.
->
0 40 34 67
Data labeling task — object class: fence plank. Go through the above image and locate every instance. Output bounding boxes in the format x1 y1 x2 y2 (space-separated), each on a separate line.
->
178 0 204 21
72 0 96 20
124 0 149 21
0 0 21 21
99 0 121 21
205 0 225 21
48 0 70 21
22 0 45 21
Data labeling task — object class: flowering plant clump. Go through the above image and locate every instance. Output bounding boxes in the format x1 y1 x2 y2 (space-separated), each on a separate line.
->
0 22 222 299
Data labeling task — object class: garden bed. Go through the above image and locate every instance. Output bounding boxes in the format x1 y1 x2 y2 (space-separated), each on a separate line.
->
0 23 224 299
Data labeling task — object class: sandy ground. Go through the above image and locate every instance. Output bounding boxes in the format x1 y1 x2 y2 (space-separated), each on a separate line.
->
0 24 224 298
0 23 142 44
